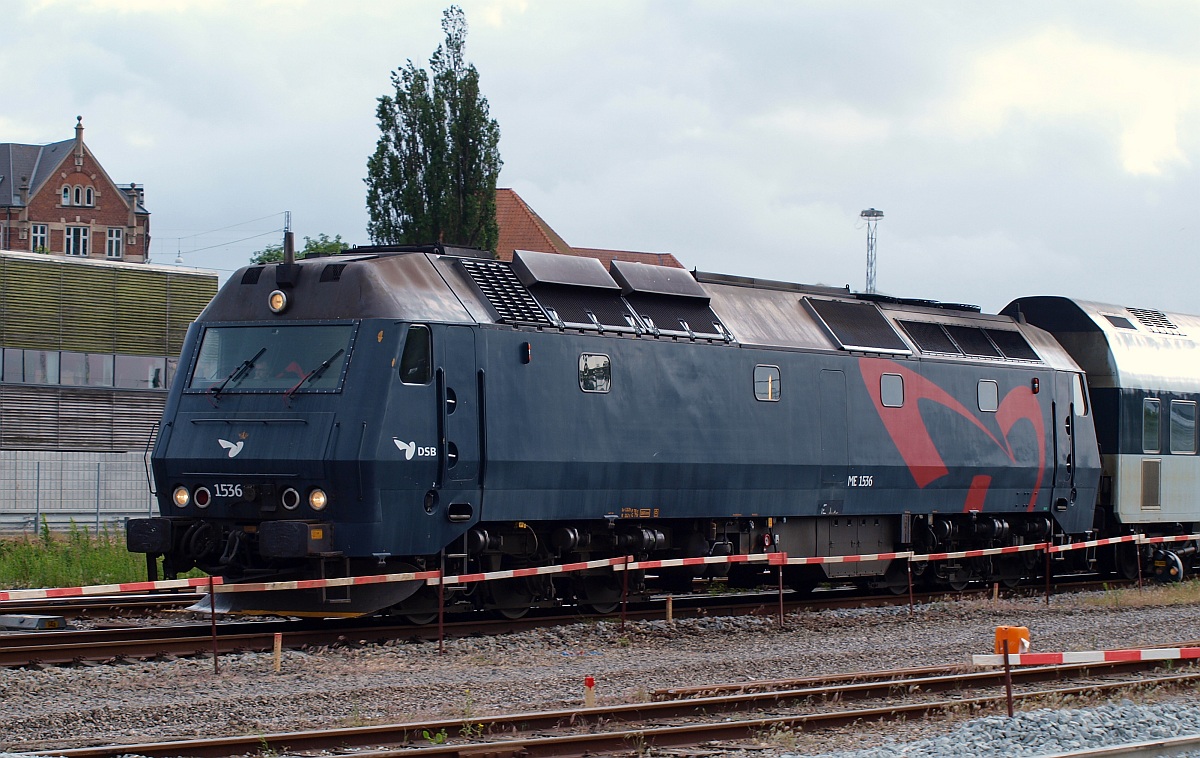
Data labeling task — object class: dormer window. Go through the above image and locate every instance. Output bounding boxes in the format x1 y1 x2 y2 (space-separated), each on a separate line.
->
85 186 94 206
62 186 71 206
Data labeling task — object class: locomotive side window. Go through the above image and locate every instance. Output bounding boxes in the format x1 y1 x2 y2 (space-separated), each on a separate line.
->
754 365 781 401
880 373 904 408
399 325 432 385
977 380 999 412
1170 400 1196 454
1143 398 1161 453
579 353 611 393
1073 374 1089 416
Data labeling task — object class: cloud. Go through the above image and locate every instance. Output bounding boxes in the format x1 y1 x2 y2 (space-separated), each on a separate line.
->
941 27 1200 176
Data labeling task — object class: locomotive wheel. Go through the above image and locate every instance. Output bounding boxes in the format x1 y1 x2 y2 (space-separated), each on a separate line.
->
1114 543 1141 581
883 559 910 596
995 556 1024 589
488 576 536 619
391 584 441 625
579 573 622 614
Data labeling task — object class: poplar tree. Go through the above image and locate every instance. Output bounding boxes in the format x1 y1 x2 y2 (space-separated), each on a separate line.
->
366 6 502 252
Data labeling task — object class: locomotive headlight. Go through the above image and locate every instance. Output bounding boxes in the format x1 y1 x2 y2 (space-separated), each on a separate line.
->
172 486 191 508
268 289 289 313
309 488 328 511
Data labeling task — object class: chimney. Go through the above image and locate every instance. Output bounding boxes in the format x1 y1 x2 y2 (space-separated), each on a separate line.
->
74 116 84 163
18 176 28 206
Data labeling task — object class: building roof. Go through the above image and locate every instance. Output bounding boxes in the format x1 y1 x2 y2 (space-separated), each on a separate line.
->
0 139 73 207
494 188 684 269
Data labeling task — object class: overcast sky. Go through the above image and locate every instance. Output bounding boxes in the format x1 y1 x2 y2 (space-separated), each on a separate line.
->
4 0 1197 313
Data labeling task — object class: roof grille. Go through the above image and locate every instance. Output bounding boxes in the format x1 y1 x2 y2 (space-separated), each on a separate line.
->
626 293 724 336
459 259 550 325
1104 315 1136 330
805 298 910 354
319 263 346 282
1128 307 1179 332
240 267 263 285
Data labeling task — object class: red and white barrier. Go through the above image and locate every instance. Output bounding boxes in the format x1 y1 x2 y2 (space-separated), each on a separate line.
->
434 555 633 585
1139 533 1200 546
0 575 222 602
911 543 1045 562
613 553 778 572
211 570 440 594
783 550 912 566
1047 533 1141 554
973 646 1200 667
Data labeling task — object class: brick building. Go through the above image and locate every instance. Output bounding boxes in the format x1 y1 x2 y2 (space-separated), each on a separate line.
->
494 188 684 269
0 117 149 262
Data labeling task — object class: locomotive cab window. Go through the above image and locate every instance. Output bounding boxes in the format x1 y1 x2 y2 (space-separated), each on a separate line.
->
881 373 904 408
1073 374 1089 416
579 353 611 393
754 365 781 401
1170 400 1196 454
187 323 356 393
399 325 432 385
978 380 999 412
1143 398 1161 454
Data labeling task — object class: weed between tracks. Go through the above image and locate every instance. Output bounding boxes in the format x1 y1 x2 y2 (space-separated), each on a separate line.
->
1086 579 1200 609
0 518 149 589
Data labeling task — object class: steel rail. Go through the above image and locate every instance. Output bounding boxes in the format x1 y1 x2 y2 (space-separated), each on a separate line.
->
27 661 1200 758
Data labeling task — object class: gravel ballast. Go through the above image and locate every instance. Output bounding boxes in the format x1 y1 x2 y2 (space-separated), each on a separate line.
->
3 590 1200 756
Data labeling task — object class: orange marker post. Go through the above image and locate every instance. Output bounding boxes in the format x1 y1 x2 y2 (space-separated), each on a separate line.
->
584 676 596 707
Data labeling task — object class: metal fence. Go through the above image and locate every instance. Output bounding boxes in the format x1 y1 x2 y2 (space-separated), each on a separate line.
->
0 451 158 534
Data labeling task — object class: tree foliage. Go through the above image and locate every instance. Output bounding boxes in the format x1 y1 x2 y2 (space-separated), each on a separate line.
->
249 233 349 264
366 6 502 253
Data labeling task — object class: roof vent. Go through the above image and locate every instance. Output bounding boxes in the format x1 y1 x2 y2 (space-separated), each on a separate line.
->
240 267 263 285
611 260 726 338
805 298 910 355
319 263 346 282
1128 307 1179 332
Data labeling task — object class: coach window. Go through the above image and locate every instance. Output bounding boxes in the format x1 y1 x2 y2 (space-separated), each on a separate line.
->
399 325 432 384
754 365 781 401
881 373 904 408
579 353 611 393
1143 398 1161 453
1170 400 1196 454
23 350 59 385
978 380 999 412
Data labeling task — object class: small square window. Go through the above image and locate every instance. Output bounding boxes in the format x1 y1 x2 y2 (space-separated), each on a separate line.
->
978 380 999 412
579 353 610 393
881 373 904 408
754 365 781 401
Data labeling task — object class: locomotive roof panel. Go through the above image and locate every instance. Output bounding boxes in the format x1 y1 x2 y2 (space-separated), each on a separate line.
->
1004 296 1200 392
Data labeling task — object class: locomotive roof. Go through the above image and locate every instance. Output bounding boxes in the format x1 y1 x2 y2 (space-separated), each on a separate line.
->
208 249 1081 372
1004 296 1200 392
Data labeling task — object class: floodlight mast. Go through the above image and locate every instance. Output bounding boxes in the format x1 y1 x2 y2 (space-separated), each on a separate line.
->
860 208 884 294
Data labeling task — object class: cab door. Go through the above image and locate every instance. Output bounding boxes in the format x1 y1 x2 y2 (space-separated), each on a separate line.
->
436 326 482 522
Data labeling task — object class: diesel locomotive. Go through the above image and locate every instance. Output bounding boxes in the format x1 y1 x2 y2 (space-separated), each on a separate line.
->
126 242 1200 618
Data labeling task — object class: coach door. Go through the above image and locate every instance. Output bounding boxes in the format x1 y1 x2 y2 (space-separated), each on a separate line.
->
436 326 482 520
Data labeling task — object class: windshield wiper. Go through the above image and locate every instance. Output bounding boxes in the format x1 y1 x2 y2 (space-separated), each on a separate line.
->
209 347 266 401
284 349 345 402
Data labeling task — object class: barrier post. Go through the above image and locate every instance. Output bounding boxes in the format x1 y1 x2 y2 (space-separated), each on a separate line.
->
209 575 219 674
1044 548 1051 606
776 559 784 629
1002 637 1014 717
620 555 630 634
907 559 914 616
273 632 282 673
1136 541 1144 591
437 571 445 656
665 594 673 625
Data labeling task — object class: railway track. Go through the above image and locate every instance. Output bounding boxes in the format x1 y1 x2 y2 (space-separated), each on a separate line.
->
0 579 1131 669
0 593 201 620
26 654 1200 758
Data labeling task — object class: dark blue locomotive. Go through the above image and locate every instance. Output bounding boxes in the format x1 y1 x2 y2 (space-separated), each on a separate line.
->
126 243 1196 617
